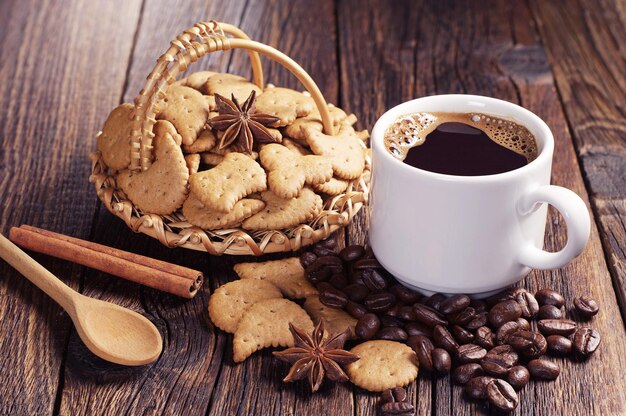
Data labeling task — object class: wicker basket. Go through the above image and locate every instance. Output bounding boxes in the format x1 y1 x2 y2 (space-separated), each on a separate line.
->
89 21 370 256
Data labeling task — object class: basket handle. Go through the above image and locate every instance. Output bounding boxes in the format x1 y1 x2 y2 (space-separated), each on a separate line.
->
130 21 336 172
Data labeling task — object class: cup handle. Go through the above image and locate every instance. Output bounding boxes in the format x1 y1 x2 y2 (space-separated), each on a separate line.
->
517 185 590 270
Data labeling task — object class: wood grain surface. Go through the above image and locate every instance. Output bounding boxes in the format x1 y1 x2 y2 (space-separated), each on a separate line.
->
0 0 625 415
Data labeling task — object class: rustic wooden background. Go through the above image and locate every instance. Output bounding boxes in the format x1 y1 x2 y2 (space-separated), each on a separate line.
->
1 0 625 414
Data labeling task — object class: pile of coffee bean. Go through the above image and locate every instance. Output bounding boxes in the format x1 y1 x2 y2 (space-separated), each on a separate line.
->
301 242 601 413
379 387 414 416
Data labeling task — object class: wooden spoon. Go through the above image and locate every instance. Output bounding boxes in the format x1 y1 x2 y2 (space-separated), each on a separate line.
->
0 233 162 366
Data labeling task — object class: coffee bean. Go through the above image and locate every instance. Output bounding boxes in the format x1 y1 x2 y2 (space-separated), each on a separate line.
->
448 307 476 326
507 330 547 358
514 290 539 319
489 300 523 328
404 322 432 338
465 376 494 400
319 286 348 308
362 268 388 291
573 327 601 357
451 325 474 344
328 272 348 289
464 312 488 330
339 245 365 263
470 299 488 313
453 363 484 385
378 326 409 342
356 313 381 340
307 267 332 284
382 386 408 403
516 318 530 331
475 326 496 349
316 233 339 250
412 304 448 327
535 289 565 308
440 294 471 315
506 366 530 390
546 335 572 355
496 321 521 345
425 293 446 311
316 282 333 293
300 251 318 268
481 346 518 377
380 315 404 328
385 304 402 318
486 287 525 306
344 283 369 302
486 379 519 412
353 258 382 270
313 246 337 257
364 292 396 313
574 296 599 320
432 348 452 374
537 304 563 320
528 358 560 380
349 270 365 285
307 256 342 278
537 319 576 336
456 343 487 364
380 401 415 416
390 284 421 304
408 335 434 372
397 305 418 322
346 301 367 319
433 325 459 353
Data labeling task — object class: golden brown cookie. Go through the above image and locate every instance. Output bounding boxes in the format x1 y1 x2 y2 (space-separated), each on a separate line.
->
205 73 262 103
233 257 317 299
303 296 357 339
182 193 265 229
313 177 350 195
242 188 323 230
346 340 419 392
282 138 311 155
153 119 182 145
233 298 314 362
254 87 315 127
208 280 282 334
283 104 351 141
182 129 217 153
259 144 333 198
305 124 366 180
117 131 189 215
184 153 200 175
157 85 210 145
200 152 225 166
185 70 218 92
97 103 135 170
189 152 267 213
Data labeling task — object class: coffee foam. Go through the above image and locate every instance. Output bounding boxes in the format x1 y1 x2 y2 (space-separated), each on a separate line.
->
384 112 538 162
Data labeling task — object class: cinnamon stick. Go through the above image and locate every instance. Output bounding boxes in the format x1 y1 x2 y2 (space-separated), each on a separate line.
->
9 225 203 298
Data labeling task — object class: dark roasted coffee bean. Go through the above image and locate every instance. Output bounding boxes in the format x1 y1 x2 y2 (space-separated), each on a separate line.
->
339 245 365 263
380 401 415 416
378 326 408 342
573 327 601 357
398 305 418 322
574 296 599 320
425 293 446 311
353 258 382 270
528 358 560 380
344 283 369 302
300 251 318 268
514 290 539 318
546 335 572 355
487 379 519 412
364 292 396 313
316 233 339 250
464 312 488 330
382 386 408 403
346 301 367 319
313 246 337 257
432 348 452 374
307 267 332 284
390 284 421 304
537 304 563 320
328 272 348 289
537 319 576 336
362 268 388 291
380 315 404 328
470 299 488 313
440 294 471 315
307 255 342 274
535 289 565 308
413 304 448 327
319 286 348 308
453 363 484 385
385 304 402 318
456 343 487 364
356 313 381 340
489 300 523 328
516 318 530 331
349 270 365 285
496 321 521 345
481 346 518 377
408 335 434 372
465 376 494 400
433 325 459 353
475 326 496 349
508 330 547 358
448 307 476 326
451 325 474 344
404 322 432 338
507 366 530 390
485 287 524 306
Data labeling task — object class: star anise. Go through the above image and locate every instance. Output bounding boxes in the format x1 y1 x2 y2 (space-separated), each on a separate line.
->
208 90 279 154
272 320 359 393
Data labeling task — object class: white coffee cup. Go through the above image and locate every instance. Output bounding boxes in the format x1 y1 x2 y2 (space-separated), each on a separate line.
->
369 94 590 297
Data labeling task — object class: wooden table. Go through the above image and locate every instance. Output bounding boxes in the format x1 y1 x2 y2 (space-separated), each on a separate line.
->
1 0 625 414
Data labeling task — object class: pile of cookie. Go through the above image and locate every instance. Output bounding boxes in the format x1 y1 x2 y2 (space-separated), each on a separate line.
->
96 71 368 232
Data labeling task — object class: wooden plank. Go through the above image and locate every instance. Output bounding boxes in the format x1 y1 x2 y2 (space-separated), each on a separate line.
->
338 0 626 414
0 0 141 414
529 0 626 318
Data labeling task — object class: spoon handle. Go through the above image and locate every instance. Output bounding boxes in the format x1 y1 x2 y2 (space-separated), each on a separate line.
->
0 233 76 312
